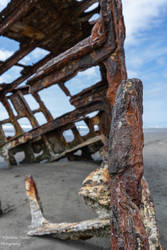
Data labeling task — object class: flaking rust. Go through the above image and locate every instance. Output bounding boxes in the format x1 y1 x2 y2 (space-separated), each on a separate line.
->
109 79 161 249
25 80 161 250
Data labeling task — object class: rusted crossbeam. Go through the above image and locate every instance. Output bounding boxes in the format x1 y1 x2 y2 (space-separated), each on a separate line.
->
27 33 108 87
26 41 115 93
70 81 108 108
0 60 26 68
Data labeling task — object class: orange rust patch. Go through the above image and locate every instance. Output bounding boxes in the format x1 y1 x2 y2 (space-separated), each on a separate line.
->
25 176 39 201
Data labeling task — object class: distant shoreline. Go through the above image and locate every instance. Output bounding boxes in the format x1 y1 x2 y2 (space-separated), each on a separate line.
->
143 128 167 133
2 126 167 137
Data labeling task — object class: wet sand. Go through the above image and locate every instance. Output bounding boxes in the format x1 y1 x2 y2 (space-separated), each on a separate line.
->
0 129 166 249
143 129 167 248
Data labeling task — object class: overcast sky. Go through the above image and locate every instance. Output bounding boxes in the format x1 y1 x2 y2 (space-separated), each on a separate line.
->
0 0 167 128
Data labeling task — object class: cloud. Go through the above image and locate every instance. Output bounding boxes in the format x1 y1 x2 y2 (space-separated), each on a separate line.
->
0 0 10 12
0 102 9 120
31 48 49 58
122 1 167 126
19 48 49 65
139 45 167 64
0 66 21 83
123 0 167 44
84 2 99 13
0 49 13 60
143 98 167 124
144 86 164 98
80 67 98 77
127 70 138 78
126 43 167 73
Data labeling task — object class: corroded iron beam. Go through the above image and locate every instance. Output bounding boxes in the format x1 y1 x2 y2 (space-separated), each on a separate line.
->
27 37 110 93
11 90 39 128
70 81 107 108
109 79 161 249
0 60 26 68
26 38 116 93
104 0 127 107
29 33 106 84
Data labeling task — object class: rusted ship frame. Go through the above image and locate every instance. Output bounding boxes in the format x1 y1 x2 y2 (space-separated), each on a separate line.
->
0 0 126 165
25 79 161 249
0 0 161 249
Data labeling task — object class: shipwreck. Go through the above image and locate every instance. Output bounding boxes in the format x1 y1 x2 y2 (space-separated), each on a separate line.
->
0 0 162 249
0 0 126 165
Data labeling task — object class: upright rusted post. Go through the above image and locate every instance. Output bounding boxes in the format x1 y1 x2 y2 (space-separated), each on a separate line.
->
104 0 127 108
103 0 127 145
109 79 149 249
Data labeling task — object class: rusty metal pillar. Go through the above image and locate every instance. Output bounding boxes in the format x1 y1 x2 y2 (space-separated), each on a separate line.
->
100 0 127 169
108 79 161 249
104 0 127 108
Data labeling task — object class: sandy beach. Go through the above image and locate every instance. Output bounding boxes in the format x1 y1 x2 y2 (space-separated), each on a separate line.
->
0 128 166 249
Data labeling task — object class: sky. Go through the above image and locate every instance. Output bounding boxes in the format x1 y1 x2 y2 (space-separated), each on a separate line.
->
123 0 167 128
0 0 167 128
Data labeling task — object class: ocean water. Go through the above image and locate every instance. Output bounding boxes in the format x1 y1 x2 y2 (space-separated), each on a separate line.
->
143 128 167 133
2 125 167 138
